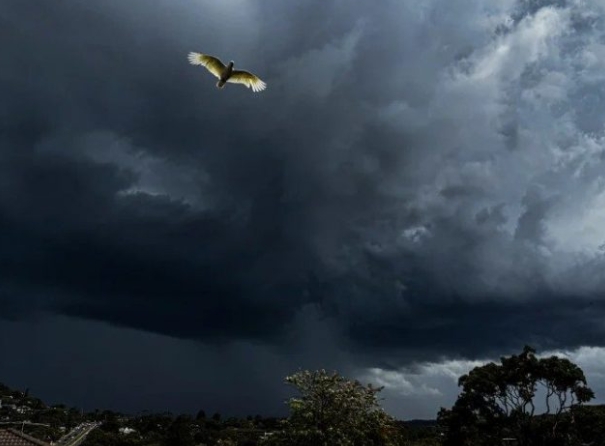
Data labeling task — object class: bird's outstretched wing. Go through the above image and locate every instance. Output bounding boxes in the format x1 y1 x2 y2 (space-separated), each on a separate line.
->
188 52 226 79
227 70 267 92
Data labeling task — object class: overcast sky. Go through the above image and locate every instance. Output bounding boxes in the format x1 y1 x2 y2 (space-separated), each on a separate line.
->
2 0 605 420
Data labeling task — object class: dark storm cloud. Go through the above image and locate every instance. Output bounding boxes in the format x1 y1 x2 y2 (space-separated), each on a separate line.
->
2 0 605 376
0 0 325 341
0 144 312 340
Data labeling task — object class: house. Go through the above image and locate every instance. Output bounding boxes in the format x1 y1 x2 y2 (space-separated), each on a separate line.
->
118 427 136 435
0 428 51 446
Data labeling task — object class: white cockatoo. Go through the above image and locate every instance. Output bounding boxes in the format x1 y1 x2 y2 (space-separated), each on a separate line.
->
188 52 267 92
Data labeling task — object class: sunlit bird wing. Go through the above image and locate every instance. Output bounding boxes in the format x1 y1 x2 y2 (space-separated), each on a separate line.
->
227 70 267 92
188 52 226 79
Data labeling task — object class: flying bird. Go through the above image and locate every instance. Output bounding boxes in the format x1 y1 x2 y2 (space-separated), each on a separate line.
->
188 52 267 92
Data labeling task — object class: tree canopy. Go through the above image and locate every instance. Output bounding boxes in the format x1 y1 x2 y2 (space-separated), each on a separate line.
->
262 369 399 446
438 345 594 446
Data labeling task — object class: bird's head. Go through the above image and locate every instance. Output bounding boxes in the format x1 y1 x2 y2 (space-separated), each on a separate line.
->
228 61 234 67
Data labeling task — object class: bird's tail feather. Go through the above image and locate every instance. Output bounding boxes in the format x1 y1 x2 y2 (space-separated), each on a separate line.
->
188 52 203 65
216 80 226 88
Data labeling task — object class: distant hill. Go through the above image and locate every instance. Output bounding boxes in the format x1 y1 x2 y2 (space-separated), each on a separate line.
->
405 419 439 428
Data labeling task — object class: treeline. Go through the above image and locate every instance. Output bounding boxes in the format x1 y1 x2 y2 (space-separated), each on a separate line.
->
3 345 605 445
437 346 604 446
80 377 439 446
84 411 285 446
91 346 604 446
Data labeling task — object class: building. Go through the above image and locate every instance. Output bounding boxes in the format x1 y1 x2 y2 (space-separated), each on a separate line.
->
118 427 136 435
0 428 51 446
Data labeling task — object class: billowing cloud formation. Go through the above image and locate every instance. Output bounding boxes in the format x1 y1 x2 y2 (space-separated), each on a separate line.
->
356 346 605 419
2 0 605 416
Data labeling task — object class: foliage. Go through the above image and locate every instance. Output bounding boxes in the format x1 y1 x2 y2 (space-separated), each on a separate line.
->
261 369 400 446
162 414 195 446
84 429 144 446
567 404 605 445
438 345 594 446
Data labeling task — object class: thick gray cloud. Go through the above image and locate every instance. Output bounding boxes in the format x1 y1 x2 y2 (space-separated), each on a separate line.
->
2 0 605 418
0 310 349 418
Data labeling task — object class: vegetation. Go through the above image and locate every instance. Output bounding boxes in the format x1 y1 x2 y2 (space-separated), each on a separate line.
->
438 345 595 446
260 369 402 446
1 345 603 446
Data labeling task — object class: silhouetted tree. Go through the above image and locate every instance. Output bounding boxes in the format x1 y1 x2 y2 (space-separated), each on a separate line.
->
163 415 194 446
439 346 594 446
568 404 605 445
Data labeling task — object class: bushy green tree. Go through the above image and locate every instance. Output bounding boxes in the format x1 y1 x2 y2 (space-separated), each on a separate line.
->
262 369 399 446
439 346 594 446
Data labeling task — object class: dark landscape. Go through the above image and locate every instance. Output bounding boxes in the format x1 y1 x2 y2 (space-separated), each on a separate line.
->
2 346 605 445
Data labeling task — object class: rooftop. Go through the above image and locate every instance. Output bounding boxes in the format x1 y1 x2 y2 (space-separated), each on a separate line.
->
0 429 50 446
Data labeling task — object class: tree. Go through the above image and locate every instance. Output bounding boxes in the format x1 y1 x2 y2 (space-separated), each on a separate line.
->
568 404 605 445
262 369 399 446
439 346 594 446
195 409 206 421
163 414 194 446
